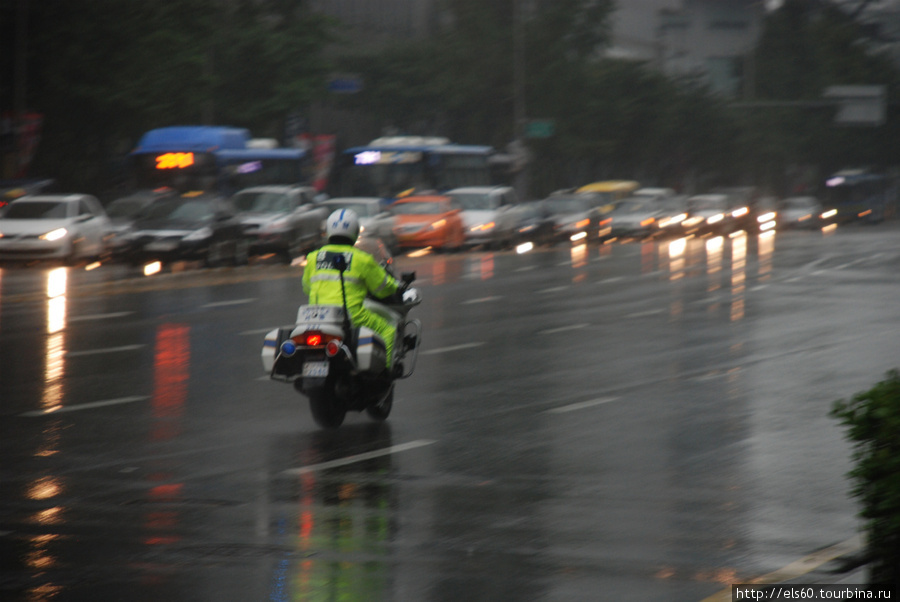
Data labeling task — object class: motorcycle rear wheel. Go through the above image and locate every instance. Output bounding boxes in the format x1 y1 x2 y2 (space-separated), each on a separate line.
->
307 384 347 429
365 385 394 421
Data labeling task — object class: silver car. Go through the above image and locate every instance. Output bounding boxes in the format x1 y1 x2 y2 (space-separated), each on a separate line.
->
317 197 398 253
683 194 736 235
445 186 524 249
778 196 827 229
607 196 667 239
0 194 112 264
231 185 327 262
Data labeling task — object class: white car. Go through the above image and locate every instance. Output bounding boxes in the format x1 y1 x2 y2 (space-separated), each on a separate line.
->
445 186 524 249
0 194 112 263
317 197 398 253
634 187 677 203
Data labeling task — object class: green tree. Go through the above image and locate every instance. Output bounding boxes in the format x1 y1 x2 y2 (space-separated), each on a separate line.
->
337 0 614 148
5 0 333 194
832 370 900 585
745 0 900 191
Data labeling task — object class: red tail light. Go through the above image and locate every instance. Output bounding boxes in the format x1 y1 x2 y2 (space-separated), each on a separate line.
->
293 331 342 348
325 339 342 357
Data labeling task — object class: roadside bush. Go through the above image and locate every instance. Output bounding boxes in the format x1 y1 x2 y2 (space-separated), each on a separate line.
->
831 369 900 584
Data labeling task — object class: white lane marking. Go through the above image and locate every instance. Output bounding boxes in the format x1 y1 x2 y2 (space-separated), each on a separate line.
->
68 311 133 322
421 342 485 355
538 285 569 294
803 256 831 270
599 277 623 284
539 323 590 335
20 396 148 417
240 327 280 336
515 265 537 272
626 309 664 318
750 284 769 291
700 535 862 602
282 439 437 476
67 344 145 357
202 298 256 309
462 296 503 305
835 257 869 270
545 397 619 414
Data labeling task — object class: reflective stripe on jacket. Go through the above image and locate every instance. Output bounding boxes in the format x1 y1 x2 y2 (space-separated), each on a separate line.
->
302 244 399 315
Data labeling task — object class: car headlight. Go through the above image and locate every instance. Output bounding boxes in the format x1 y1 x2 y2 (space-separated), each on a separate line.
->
261 218 290 233
470 221 495 232
431 219 447 230
659 214 686 228
184 227 212 241
40 228 68 241
683 216 704 227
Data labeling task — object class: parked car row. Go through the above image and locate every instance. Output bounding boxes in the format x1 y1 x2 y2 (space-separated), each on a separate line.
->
0 184 843 268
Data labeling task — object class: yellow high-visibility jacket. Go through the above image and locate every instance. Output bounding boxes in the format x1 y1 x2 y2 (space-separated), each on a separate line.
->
302 244 398 320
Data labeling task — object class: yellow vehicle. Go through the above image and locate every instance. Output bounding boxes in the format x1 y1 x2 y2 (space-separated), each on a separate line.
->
575 180 640 213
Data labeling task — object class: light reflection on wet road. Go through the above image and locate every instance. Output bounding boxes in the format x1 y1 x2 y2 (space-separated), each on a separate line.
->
1 225 899 600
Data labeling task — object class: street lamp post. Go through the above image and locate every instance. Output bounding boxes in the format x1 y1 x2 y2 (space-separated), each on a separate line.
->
512 0 529 200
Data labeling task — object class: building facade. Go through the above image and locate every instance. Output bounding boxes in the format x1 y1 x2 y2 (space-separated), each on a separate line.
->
610 0 765 97
310 0 766 98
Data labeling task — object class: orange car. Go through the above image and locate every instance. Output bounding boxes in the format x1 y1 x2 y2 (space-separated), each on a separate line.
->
391 195 466 251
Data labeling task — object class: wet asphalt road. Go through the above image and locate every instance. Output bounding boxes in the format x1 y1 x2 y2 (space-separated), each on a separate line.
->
2 223 899 601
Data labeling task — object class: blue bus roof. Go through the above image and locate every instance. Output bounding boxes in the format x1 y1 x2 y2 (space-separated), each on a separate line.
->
131 126 251 154
217 148 306 161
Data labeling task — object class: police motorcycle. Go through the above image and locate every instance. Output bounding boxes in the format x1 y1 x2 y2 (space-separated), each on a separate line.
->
261 236 422 429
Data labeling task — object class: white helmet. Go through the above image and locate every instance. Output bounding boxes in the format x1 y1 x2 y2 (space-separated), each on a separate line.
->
326 208 360 243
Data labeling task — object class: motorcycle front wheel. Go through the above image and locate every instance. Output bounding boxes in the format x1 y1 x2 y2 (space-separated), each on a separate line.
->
365 385 394 422
305 382 347 429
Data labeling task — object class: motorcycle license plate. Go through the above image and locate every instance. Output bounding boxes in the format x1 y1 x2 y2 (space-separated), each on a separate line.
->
302 361 329 377
300 306 344 323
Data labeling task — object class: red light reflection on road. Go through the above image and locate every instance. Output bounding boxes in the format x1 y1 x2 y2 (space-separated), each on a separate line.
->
144 478 183 546
480 254 494 280
151 323 190 441
731 232 747 322
431 258 446 285
298 471 316 597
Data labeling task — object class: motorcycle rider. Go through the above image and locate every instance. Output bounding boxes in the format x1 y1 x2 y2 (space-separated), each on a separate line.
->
303 209 401 373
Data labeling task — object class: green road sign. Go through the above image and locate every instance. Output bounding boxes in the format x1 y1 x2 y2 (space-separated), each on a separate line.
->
525 119 555 138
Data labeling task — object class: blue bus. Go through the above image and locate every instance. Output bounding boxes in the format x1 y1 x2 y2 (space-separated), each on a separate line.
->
129 126 311 195
823 169 897 223
326 136 502 201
